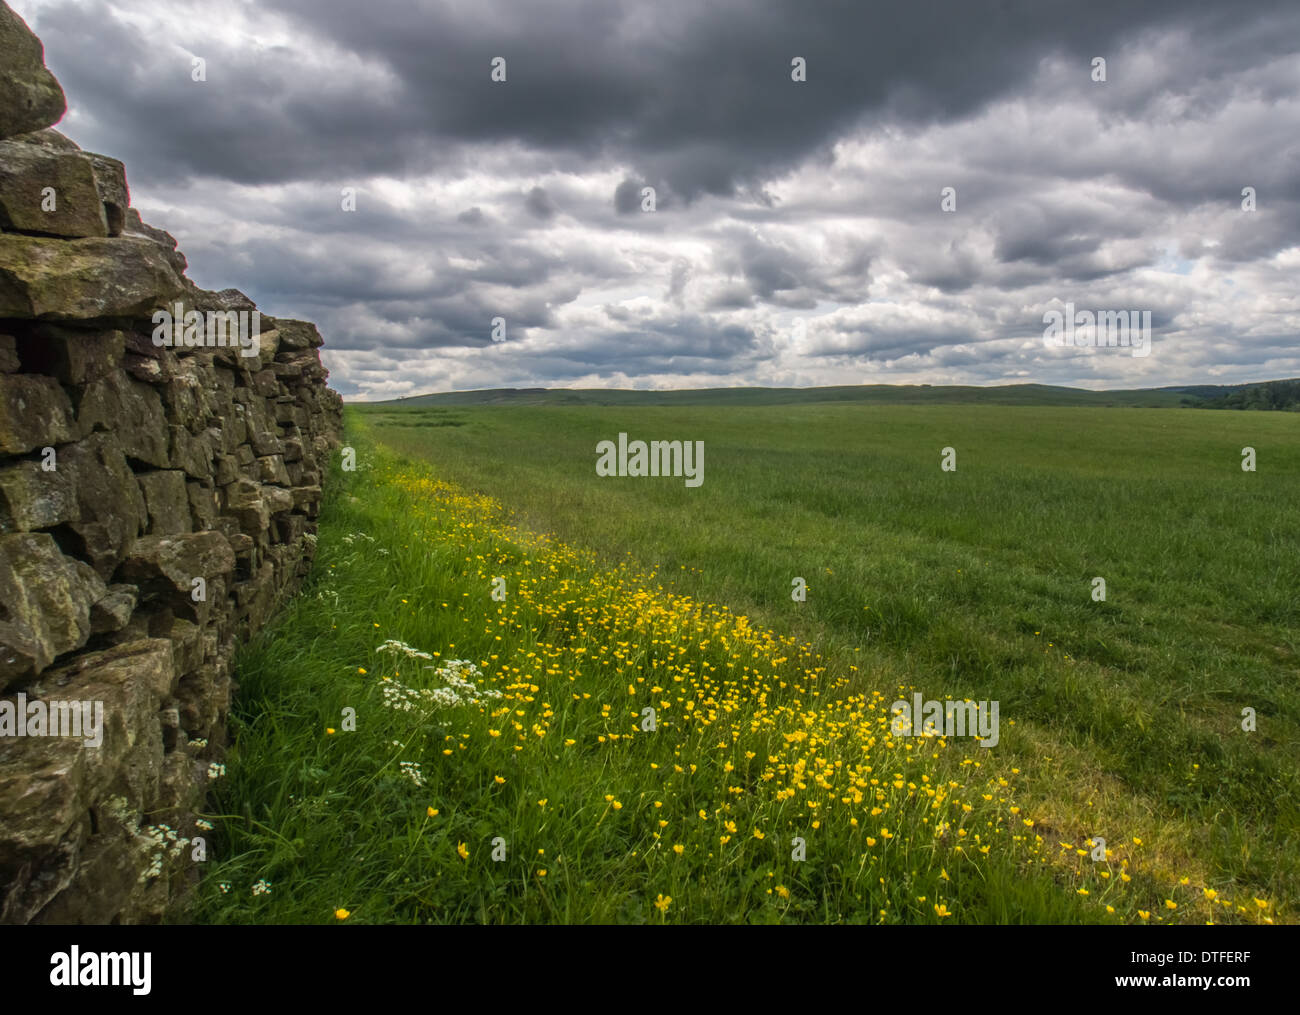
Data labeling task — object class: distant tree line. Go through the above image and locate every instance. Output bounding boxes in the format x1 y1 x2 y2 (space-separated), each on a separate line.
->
1185 379 1300 411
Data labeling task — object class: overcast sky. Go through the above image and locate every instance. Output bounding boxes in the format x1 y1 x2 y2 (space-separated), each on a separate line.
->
12 0 1300 399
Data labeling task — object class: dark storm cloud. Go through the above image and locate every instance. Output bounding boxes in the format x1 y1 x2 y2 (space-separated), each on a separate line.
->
27 0 1297 197
523 186 558 220
265 0 1300 201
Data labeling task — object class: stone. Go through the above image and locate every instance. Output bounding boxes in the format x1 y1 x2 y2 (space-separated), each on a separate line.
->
0 138 108 237
136 470 191 536
214 455 239 486
262 485 293 516
0 455 75 532
166 423 211 478
8 127 79 151
0 532 106 690
250 369 279 398
0 234 186 319
256 455 290 485
0 639 174 923
168 618 203 673
58 433 145 580
86 153 128 237
90 584 138 634
222 478 269 534
186 481 219 531
275 512 306 544
187 286 256 314
0 373 75 456
0 2 66 140
15 325 124 385
77 371 170 468
0 334 17 373
291 485 322 513
118 531 235 598
271 319 324 350
248 428 283 457
122 209 186 277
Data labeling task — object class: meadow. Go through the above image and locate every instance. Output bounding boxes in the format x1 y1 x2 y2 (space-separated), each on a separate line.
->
186 400 1297 924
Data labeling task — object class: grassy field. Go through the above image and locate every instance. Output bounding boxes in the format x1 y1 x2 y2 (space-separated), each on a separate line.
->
187 400 1297 924
377 381 1193 408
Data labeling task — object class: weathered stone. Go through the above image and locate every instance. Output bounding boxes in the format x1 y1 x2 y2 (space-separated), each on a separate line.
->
248 428 283 456
250 369 279 398
256 454 290 485
274 512 306 544
0 138 108 237
214 454 239 486
168 425 213 479
0 3 66 140
8 127 79 151
15 325 124 385
291 485 322 513
122 208 186 277
58 433 145 579
0 532 106 690
271 319 324 350
90 584 137 634
167 618 204 673
136 470 191 536
222 478 269 534
77 371 170 468
175 663 220 734
271 360 304 381
0 455 75 531
0 640 173 923
118 532 235 598
0 234 186 319
0 334 17 373
86 153 128 237
186 286 256 314
123 352 163 383
262 485 293 516
0 373 75 455
29 833 139 925
186 481 219 531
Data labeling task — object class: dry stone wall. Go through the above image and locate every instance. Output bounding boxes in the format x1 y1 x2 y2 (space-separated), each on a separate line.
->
0 2 343 923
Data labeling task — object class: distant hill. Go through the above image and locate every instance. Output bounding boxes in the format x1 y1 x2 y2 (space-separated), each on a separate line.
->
1183 379 1300 411
358 379 1300 410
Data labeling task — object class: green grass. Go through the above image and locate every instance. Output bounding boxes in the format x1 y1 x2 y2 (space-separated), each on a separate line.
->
361 402 1299 914
184 402 1297 924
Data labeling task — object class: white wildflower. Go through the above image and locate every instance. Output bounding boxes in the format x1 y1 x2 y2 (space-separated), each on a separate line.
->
378 639 433 660
398 761 426 787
